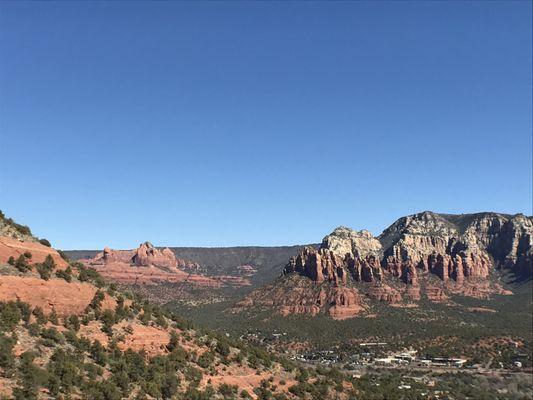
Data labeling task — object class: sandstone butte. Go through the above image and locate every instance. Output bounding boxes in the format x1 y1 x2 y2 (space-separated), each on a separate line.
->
236 211 531 320
82 241 251 287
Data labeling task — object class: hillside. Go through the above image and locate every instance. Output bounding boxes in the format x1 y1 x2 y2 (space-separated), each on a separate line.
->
0 212 369 399
1 212 532 398
167 211 533 373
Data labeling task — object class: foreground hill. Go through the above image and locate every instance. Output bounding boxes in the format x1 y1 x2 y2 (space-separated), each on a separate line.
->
0 212 369 399
236 211 532 320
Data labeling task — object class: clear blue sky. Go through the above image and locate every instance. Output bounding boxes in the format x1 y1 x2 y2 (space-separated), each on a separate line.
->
0 1 531 250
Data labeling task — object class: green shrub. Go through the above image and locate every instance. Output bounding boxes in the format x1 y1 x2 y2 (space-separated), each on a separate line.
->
40 327 63 344
14 254 31 273
38 238 51 247
167 330 181 352
57 250 69 261
0 301 22 331
91 340 108 366
88 290 105 311
0 334 16 377
36 264 51 280
55 266 72 282
36 255 56 280
32 307 47 325
197 350 215 368
66 315 80 331
100 309 116 336
27 323 40 337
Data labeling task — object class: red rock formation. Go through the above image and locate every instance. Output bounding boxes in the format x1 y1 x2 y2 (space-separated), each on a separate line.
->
95 242 181 270
79 321 172 357
424 285 449 302
239 212 531 319
366 284 402 303
89 261 223 287
235 275 366 319
236 265 257 276
132 242 178 269
381 211 532 281
326 287 366 320
284 247 383 285
83 242 249 288
0 276 115 316
100 246 132 264
284 247 347 284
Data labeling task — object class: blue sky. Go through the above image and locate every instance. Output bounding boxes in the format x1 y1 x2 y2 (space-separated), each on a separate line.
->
0 1 531 249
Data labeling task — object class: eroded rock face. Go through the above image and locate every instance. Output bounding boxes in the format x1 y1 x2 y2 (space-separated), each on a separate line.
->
234 276 367 319
284 247 349 284
326 287 366 320
95 242 180 269
380 211 532 282
283 246 383 285
239 212 531 319
101 247 132 264
322 227 382 258
366 284 402 303
132 242 178 269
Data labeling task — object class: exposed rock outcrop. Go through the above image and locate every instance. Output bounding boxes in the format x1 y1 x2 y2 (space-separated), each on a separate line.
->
325 286 366 320
84 242 250 288
237 211 532 319
85 243 218 286
132 242 178 269
234 275 367 320
95 242 180 270
283 247 382 285
0 276 115 316
380 211 532 282
0 236 68 269
321 226 382 258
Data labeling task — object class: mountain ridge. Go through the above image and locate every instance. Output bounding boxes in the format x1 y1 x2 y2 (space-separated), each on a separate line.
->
235 211 532 320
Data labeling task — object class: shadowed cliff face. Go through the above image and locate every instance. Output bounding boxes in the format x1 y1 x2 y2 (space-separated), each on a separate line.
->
380 211 532 282
237 211 531 319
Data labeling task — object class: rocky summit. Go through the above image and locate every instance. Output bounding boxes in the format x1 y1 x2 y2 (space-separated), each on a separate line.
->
95 241 183 269
236 211 532 319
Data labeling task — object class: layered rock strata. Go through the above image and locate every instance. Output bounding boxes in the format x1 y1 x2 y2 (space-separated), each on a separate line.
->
237 211 531 319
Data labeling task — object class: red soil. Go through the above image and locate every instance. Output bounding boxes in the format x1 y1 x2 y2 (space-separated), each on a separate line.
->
0 236 68 269
0 276 115 316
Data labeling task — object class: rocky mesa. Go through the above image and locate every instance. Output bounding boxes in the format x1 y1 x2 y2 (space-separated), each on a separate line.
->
83 242 251 289
83 242 222 287
236 211 532 319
